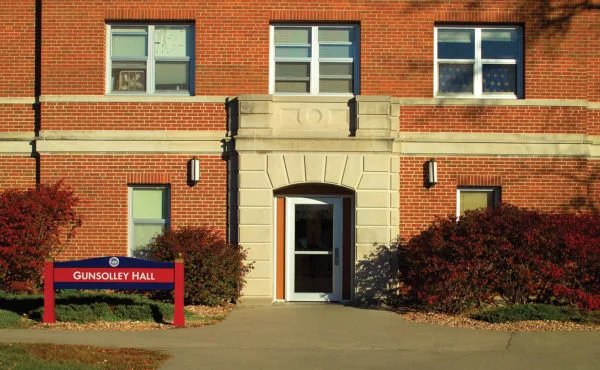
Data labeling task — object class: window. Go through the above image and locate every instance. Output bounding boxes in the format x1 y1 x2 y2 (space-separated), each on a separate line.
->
108 24 194 94
129 186 169 257
435 26 522 98
271 25 359 95
457 187 500 217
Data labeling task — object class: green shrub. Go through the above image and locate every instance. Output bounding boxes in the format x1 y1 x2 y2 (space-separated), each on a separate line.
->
471 304 600 324
10 291 172 323
50 302 112 323
0 309 25 328
146 226 253 306
111 304 157 322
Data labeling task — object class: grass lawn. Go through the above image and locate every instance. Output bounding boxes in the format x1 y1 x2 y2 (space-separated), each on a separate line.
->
0 343 170 369
0 291 231 368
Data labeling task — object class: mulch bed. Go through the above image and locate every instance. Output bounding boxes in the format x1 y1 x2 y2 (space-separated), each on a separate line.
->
397 309 600 332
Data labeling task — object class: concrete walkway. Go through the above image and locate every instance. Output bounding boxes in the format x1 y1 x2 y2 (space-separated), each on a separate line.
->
1 304 599 369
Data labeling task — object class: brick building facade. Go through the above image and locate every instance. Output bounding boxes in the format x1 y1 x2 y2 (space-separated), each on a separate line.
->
1 0 598 303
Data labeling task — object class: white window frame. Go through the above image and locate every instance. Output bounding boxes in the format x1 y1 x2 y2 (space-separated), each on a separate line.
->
456 187 501 218
269 24 360 96
106 23 195 95
128 186 170 257
434 25 523 99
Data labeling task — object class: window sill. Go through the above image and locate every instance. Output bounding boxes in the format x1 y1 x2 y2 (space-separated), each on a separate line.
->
108 92 193 97
435 94 519 100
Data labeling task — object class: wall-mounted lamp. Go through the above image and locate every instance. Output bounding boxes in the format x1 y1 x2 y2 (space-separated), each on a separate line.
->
189 157 200 184
427 158 438 186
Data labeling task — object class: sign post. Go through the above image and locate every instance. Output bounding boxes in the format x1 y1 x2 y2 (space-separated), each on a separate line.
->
43 256 185 327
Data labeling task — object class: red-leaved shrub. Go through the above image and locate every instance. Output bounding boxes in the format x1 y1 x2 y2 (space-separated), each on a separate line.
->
146 226 253 306
398 204 600 313
0 183 81 293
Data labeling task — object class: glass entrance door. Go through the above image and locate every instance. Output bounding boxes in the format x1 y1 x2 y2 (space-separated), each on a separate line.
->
285 197 342 301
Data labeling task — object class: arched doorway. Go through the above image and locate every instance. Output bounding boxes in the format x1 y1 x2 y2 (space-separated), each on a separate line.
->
274 184 354 302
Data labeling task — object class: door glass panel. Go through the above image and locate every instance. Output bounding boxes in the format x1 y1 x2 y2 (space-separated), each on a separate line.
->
295 254 333 293
294 204 333 252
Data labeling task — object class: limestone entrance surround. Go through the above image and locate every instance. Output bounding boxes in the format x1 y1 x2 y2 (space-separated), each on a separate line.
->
231 95 400 302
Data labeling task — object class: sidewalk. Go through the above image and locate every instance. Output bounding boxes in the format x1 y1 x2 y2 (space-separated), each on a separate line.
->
1 304 599 369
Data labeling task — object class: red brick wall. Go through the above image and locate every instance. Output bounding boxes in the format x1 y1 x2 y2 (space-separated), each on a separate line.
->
35 0 597 99
39 154 227 261
0 156 36 190
1 1 599 253
399 105 587 134
41 102 225 131
399 156 599 239
0 1 35 97
0 105 35 132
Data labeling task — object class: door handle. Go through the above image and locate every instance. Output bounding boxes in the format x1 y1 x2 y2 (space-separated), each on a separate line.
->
334 248 339 266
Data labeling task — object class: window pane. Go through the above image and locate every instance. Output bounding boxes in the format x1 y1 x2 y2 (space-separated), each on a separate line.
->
274 27 310 44
482 29 519 59
294 254 333 293
319 28 352 43
132 188 168 219
437 29 474 59
112 34 148 57
319 45 352 58
438 63 473 93
154 26 192 57
155 61 189 92
460 191 494 216
133 223 164 251
320 79 352 93
275 81 309 93
112 61 146 92
275 46 311 58
320 62 353 76
275 62 310 79
483 64 517 94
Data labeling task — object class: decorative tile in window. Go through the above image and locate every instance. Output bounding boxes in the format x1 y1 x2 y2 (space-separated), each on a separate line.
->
482 64 516 94
438 64 473 93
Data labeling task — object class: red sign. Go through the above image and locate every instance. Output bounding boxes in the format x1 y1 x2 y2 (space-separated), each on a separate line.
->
54 268 174 283
43 256 185 327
